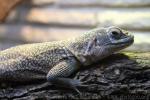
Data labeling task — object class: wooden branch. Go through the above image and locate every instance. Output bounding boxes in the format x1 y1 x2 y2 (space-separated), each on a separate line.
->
0 52 150 99
0 0 23 22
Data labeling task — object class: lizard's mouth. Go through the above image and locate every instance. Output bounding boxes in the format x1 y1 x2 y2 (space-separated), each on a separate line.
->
111 35 134 46
103 35 134 52
102 35 134 49
104 35 134 50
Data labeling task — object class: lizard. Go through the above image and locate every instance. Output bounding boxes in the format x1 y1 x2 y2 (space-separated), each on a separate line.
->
0 26 134 94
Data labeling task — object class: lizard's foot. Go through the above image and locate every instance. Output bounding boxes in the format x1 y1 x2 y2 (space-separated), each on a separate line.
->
47 77 88 95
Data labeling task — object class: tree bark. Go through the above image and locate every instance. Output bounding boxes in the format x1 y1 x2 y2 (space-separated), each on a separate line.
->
0 52 150 99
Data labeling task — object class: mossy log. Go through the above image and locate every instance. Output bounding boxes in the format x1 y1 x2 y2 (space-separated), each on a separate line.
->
0 52 150 99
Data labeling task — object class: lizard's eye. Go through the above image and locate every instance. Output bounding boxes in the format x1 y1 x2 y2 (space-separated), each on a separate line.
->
112 31 119 36
110 30 121 39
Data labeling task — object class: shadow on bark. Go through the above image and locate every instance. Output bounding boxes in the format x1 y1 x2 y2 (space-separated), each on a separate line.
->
0 52 150 99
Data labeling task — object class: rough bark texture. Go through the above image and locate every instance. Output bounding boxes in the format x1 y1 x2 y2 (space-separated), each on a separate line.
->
0 0 23 22
0 52 150 99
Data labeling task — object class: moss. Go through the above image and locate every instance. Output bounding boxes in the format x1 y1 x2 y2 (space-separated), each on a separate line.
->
122 52 150 67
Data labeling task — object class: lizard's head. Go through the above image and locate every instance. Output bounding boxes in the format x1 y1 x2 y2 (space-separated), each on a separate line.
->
73 26 134 65
96 26 134 52
85 26 134 62
68 26 134 65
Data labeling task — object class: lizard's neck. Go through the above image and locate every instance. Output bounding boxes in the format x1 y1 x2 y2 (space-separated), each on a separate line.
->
66 33 97 66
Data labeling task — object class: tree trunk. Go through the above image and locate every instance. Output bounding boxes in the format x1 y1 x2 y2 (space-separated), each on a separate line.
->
0 52 150 99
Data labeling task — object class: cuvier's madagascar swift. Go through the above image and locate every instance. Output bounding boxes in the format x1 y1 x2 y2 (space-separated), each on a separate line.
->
0 26 134 93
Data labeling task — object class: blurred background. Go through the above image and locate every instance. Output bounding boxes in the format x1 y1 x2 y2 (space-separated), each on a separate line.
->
0 0 150 51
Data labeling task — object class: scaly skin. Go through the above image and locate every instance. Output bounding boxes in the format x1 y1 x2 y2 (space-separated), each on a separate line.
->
0 26 134 94
0 42 77 81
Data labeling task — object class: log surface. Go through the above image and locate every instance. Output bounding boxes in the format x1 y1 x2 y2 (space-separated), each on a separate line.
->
0 52 150 99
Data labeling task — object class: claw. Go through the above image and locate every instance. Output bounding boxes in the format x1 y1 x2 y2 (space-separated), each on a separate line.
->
72 86 82 95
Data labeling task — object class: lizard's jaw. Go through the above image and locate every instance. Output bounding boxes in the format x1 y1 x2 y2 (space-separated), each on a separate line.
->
106 35 134 52
110 35 134 46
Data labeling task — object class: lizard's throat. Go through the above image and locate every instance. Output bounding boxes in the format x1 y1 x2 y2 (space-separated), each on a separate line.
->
74 49 111 66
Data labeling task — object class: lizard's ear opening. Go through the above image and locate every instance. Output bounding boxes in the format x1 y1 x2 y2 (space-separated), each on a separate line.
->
84 37 97 55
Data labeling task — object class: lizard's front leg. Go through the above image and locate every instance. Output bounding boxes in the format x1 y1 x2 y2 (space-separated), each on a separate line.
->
46 58 85 94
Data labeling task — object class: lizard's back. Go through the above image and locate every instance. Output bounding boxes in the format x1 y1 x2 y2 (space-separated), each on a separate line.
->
0 41 73 82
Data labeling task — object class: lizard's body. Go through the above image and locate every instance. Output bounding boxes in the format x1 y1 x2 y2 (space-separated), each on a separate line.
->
0 26 134 93
0 41 77 81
